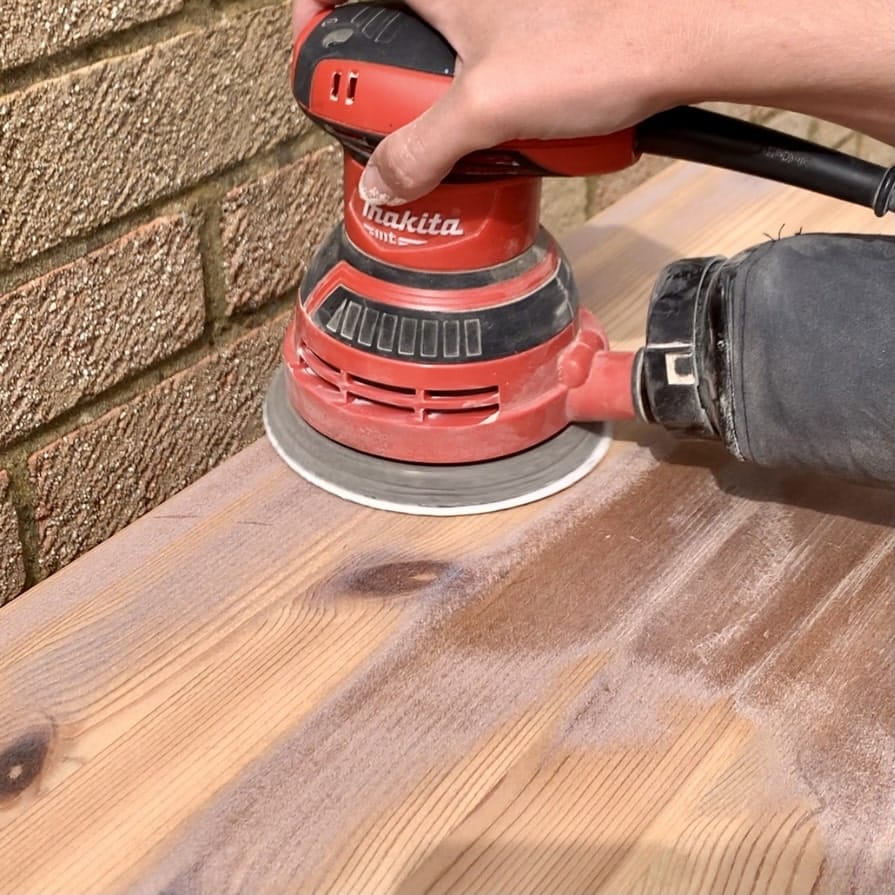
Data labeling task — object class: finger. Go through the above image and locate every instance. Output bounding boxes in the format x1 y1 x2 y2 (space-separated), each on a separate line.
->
359 79 503 205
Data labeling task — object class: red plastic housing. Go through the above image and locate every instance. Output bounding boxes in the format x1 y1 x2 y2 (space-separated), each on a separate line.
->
283 314 635 464
280 12 637 465
342 157 542 272
282 166 635 464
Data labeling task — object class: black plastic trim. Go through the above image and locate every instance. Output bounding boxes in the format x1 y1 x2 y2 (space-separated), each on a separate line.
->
293 3 455 107
304 239 578 364
638 256 725 437
301 226 564 297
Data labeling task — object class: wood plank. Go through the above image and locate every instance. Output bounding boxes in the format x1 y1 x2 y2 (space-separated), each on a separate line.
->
0 162 892 895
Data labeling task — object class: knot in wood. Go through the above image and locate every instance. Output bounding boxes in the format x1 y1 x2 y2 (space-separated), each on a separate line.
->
0 725 52 802
346 560 448 596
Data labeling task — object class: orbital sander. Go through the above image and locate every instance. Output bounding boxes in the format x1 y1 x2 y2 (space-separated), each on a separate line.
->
264 2 895 513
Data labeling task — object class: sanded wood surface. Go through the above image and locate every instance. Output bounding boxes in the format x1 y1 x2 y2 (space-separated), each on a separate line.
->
0 163 892 895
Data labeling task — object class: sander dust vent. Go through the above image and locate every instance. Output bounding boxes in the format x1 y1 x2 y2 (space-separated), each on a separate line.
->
298 342 501 423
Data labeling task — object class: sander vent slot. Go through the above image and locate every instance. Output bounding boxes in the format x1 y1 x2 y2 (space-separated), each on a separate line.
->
427 386 498 400
425 408 499 421
422 386 500 417
351 374 415 396
300 346 340 389
344 374 416 412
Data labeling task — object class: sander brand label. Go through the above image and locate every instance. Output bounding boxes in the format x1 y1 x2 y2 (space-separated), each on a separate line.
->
361 201 465 246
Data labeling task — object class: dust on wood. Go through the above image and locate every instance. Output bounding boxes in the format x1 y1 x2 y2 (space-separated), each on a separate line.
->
0 163 892 895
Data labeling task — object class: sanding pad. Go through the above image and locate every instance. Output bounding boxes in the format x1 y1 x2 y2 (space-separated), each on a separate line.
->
264 366 612 515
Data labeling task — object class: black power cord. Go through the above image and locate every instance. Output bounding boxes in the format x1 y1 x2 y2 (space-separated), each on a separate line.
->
636 106 895 216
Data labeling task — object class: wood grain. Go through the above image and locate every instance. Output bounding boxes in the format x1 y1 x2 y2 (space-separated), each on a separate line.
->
0 162 892 895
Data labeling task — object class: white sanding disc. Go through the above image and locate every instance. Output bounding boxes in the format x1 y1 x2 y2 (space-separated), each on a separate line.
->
263 366 612 516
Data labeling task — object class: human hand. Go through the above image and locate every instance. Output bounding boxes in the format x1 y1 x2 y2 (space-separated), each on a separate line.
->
290 1 895 206
290 1 690 205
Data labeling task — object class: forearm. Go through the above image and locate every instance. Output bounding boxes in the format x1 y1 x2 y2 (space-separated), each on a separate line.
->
676 0 895 143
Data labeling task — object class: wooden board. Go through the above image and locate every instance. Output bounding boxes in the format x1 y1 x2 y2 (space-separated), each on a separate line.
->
0 163 892 895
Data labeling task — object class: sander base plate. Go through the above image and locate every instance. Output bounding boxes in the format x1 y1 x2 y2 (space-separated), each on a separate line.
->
264 366 611 515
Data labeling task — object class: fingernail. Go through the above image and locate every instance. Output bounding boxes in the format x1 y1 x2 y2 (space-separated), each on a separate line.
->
359 162 405 207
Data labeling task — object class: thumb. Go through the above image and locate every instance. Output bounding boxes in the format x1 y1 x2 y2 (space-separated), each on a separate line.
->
360 82 497 206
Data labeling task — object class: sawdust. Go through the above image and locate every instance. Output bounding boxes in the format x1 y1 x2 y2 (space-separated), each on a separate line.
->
137 638 595 891
560 655 719 752
752 668 895 892
133 450 664 893
132 447 894 894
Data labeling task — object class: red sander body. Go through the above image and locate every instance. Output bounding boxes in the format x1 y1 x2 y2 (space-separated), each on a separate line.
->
264 2 895 510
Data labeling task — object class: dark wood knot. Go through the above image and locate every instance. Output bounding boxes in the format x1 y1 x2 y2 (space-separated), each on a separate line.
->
0 727 51 802
345 560 448 596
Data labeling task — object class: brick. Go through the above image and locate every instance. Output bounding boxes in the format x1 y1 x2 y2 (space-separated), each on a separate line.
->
221 146 342 314
29 315 288 575
0 216 205 447
0 0 183 72
0 471 26 603
541 178 588 237
0 3 303 267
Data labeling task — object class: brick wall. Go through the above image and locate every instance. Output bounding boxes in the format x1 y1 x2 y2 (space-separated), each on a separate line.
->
1 2 892 604
0 1 342 601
